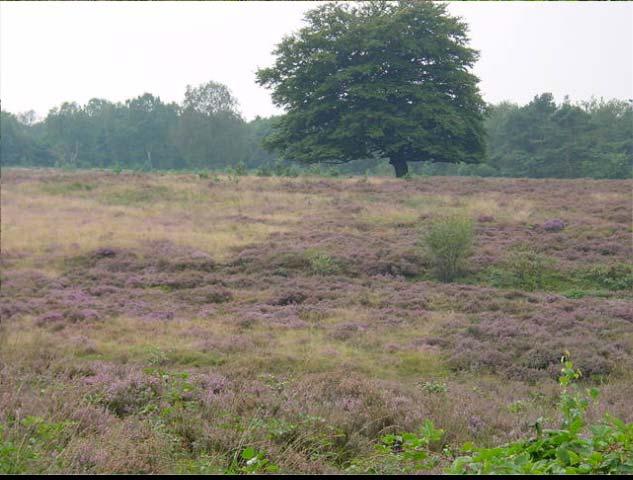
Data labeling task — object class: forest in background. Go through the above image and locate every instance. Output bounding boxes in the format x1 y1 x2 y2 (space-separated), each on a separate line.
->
1 82 631 179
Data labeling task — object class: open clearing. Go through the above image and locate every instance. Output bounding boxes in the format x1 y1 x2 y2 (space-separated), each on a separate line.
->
1 169 632 473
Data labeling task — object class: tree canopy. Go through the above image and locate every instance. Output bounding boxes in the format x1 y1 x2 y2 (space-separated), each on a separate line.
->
0 82 258 172
486 95 633 179
256 0 486 177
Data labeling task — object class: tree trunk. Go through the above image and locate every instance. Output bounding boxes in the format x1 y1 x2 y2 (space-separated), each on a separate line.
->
390 155 409 178
70 141 79 165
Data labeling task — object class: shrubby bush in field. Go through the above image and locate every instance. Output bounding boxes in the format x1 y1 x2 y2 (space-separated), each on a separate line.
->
304 249 341 276
226 161 247 184
503 245 552 291
423 216 474 282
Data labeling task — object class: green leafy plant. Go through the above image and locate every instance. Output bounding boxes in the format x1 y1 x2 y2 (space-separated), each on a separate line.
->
144 369 197 418
225 161 247 184
347 420 445 474
233 161 248 177
146 346 169 367
563 289 589 299
419 381 448 394
449 355 633 474
226 447 279 474
423 216 474 282
0 416 74 474
177 453 223 474
507 400 529 414
0 424 38 474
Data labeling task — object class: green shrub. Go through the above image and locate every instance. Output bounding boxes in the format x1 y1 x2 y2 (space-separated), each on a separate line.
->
255 165 273 177
423 216 474 282
101 185 174 205
304 249 341 276
346 420 445 474
272 160 299 177
232 161 247 177
41 181 95 196
504 245 552 291
419 381 448 394
224 161 248 184
0 416 75 474
583 264 633 291
177 453 224 474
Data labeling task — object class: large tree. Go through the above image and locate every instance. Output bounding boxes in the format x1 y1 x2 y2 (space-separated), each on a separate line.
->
44 102 87 167
256 0 486 177
0 111 53 166
178 81 248 169
126 94 181 169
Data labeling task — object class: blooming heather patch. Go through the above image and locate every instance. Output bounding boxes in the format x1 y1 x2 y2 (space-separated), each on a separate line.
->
83 362 163 416
542 219 566 232
434 296 633 380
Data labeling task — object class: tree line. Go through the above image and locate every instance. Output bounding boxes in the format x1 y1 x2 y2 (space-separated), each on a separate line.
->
1 85 631 179
0 81 278 172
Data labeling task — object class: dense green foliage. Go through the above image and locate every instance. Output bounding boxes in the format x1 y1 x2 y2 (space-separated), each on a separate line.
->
0 416 74 474
0 83 275 172
255 0 486 177
486 94 632 179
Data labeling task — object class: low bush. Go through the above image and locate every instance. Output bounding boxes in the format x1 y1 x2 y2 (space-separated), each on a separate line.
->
304 249 341 276
423 216 474 282
503 245 552 291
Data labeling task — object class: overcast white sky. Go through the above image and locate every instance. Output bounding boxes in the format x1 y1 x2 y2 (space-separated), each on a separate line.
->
1 1 631 121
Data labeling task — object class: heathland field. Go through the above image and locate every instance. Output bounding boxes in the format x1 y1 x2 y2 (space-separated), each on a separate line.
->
1 169 632 473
